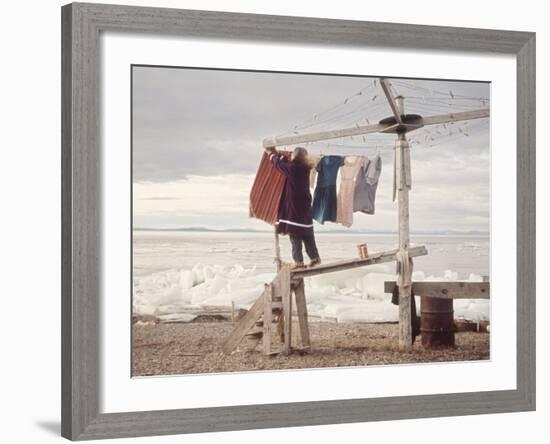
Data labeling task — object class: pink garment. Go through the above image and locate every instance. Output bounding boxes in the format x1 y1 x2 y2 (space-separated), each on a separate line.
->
336 156 365 227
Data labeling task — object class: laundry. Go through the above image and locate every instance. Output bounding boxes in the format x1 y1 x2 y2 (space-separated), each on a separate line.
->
251 150 382 229
353 154 382 215
249 151 290 225
336 156 364 227
308 154 321 189
312 155 345 224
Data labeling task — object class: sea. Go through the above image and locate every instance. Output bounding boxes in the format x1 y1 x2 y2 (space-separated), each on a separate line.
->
132 231 490 323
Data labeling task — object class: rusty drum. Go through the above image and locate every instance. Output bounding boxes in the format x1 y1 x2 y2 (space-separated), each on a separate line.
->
421 296 455 348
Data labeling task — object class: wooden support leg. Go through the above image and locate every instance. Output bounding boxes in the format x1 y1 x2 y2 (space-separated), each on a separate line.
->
263 284 273 355
274 226 281 272
280 267 292 355
277 313 285 343
293 279 311 348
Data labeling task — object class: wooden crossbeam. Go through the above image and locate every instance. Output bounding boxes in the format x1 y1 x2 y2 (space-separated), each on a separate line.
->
420 109 489 126
291 245 427 280
262 122 387 148
384 281 490 299
261 110 489 148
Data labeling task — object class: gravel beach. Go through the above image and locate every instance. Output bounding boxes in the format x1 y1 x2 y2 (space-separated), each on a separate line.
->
132 319 490 376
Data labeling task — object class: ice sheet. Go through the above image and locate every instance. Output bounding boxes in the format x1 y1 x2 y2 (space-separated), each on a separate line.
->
133 263 489 323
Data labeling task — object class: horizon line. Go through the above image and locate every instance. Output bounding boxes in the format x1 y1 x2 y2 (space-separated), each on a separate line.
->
133 227 490 235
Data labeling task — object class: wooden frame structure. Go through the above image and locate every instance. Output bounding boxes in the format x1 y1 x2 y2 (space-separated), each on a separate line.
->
259 78 490 351
62 3 535 440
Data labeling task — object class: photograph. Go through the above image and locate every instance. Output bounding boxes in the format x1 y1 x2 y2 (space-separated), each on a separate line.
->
131 66 491 376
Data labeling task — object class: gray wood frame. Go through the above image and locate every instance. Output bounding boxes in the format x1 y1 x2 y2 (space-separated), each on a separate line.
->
61 2 536 440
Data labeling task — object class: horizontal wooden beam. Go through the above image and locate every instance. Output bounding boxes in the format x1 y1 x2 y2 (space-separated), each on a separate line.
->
420 108 490 126
262 109 489 148
291 245 428 280
384 281 490 299
262 122 388 148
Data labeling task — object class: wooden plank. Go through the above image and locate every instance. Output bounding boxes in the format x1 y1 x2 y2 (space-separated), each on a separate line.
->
420 108 489 126
222 287 267 354
263 122 388 148
291 245 427 280
380 78 403 123
384 281 490 299
279 267 292 355
263 284 273 355
293 279 311 348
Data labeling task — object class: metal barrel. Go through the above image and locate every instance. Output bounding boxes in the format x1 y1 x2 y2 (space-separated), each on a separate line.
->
420 296 455 348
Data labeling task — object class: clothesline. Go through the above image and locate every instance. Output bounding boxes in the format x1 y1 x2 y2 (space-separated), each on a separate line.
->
275 78 489 140
249 151 383 231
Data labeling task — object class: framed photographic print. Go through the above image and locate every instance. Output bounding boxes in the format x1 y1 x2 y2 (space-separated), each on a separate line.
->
61 2 536 440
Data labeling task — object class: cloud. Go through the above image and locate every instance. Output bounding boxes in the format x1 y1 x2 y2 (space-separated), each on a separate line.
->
132 67 490 232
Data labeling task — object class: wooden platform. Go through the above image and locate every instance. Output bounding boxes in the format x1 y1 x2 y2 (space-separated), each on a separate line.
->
223 246 428 356
291 245 428 280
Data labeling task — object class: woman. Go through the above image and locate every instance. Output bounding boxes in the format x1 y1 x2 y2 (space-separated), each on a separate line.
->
265 146 321 269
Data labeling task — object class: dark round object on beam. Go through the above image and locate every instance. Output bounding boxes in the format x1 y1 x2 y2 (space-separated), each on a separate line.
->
421 296 455 348
379 113 423 125
378 114 424 134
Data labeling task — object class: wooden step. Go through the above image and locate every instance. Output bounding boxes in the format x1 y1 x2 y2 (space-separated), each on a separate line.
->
222 288 267 354
245 329 263 339
223 267 290 355
255 318 280 327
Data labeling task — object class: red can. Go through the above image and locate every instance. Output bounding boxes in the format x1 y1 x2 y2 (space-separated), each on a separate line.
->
357 243 369 259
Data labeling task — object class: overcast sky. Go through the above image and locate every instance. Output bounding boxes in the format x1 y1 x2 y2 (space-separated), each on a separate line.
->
132 66 490 234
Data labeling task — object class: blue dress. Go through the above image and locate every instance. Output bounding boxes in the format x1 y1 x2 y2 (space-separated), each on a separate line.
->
312 155 345 224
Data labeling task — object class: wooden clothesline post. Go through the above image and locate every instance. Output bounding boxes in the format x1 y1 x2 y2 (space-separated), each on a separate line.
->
396 130 413 350
378 80 415 350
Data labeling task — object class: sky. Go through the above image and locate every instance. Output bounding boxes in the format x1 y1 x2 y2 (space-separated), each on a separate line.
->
132 66 490 234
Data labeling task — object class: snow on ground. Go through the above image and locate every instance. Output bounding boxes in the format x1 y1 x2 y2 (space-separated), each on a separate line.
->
133 263 489 324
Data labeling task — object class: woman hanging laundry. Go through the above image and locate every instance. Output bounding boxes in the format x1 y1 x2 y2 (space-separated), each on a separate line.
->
312 155 345 224
265 146 322 269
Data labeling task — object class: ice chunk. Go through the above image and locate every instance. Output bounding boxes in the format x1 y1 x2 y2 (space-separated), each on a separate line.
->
180 270 194 290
